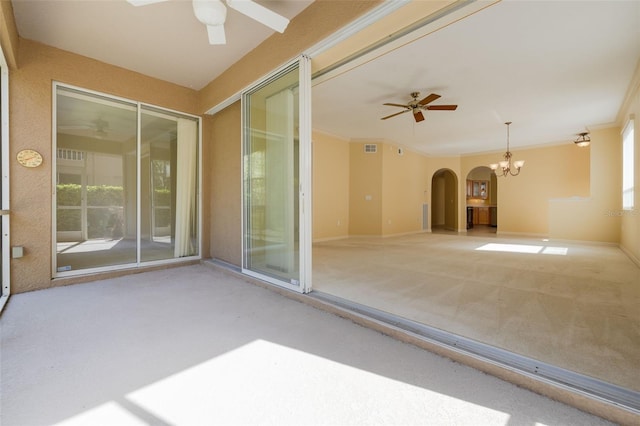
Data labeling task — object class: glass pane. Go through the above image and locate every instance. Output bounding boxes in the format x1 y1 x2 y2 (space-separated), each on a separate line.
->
140 106 199 262
244 64 300 285
55 86 137 272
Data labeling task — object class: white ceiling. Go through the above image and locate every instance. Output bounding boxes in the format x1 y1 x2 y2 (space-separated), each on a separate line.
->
11 0 640 156
11 0 313 90
313 0 640 155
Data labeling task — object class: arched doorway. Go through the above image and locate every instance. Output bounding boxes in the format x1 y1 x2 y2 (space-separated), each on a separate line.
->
431 169 458 232
465 166 497 233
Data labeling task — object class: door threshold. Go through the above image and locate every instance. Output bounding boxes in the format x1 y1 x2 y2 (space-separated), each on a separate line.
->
307 291 640 424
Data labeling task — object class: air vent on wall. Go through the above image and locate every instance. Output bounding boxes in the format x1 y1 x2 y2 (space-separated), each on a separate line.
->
364 144 377 153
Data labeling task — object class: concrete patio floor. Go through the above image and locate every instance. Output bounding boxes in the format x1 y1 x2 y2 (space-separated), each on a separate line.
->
0 264 619 425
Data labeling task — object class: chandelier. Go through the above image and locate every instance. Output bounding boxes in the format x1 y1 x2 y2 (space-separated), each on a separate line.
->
489 121 524 177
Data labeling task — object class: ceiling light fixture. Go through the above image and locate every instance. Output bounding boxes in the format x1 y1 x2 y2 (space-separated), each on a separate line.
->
490 121 524 177
574 132 591 147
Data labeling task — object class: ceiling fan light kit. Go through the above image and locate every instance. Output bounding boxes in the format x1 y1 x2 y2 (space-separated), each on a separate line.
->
574 132 591 147
128 0 290 45
490 122 524 177
381 92 458 123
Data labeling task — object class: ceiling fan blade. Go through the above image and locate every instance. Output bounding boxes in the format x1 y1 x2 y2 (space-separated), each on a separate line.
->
192 0 228 44
206 24 227 44
413 110 425 122
383 103 410 109
226 0 289 33
418 93 441 106
426 105 458 110
381 110 410 120
127 0 168 6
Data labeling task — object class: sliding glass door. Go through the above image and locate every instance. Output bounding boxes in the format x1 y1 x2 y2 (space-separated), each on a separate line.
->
242 57 311 292
54 85 199 276
0 64 8 306
140 106 199 262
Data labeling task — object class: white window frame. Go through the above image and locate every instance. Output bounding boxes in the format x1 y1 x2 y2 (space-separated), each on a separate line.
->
52 82 203 278
0 50 10 312
622 117 635 211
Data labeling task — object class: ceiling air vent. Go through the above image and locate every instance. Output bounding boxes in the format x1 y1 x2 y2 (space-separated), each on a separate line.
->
364 144 377 153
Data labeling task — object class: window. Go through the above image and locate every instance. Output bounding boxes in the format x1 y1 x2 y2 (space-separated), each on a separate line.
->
54 84 200 276
622 119 634 210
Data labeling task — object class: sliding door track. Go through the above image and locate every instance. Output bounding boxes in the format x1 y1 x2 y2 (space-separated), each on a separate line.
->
308 291 640 415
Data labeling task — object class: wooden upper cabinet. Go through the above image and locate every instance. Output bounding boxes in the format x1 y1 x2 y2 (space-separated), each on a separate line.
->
466 179 488 199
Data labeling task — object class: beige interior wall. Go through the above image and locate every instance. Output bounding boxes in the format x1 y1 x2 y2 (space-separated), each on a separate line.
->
381 145 429 236
349 141 382 235
312 131 350 241
463 144 590 237
9 39 200 293
620 76 640 264
209 102 242 265
549 127 622 243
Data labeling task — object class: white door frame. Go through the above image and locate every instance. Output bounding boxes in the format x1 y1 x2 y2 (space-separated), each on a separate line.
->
241 55 312 293
0 48 10 312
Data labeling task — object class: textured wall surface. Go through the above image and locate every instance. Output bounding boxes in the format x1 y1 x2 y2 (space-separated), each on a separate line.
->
10 40 199 293
198 0 382 112
209 102 242 266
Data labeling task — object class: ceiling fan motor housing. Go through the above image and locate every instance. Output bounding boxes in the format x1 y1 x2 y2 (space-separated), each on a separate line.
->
193 0 227 26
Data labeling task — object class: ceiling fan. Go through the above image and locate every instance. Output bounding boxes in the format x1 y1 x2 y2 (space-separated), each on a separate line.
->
381 92 458 123
59 118 110 139
127 0 290 45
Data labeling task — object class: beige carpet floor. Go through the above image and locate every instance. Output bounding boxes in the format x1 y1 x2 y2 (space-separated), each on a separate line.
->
313 232 640 392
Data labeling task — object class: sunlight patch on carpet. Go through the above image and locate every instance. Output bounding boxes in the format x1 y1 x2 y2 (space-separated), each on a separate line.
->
476 243 568 255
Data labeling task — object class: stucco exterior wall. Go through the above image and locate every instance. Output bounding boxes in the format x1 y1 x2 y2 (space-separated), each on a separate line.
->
198 0 382 112
0 0 19 69
209 102 242 266
9 39 200 293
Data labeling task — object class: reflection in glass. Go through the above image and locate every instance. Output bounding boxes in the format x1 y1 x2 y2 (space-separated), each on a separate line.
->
244 65 300 285
140 107 199 262
55 87 199 274
56 87 137 272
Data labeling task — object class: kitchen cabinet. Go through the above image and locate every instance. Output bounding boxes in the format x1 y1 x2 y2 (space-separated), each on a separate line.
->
466 180 488 199
478 207 490 225
472 207 490 225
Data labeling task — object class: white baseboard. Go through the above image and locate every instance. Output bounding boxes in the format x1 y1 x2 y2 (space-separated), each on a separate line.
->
313 235 350 243
496 231 548 239
619 244 640 268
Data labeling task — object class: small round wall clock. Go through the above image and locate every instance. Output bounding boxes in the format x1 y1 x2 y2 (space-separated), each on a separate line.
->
16 149 43 168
